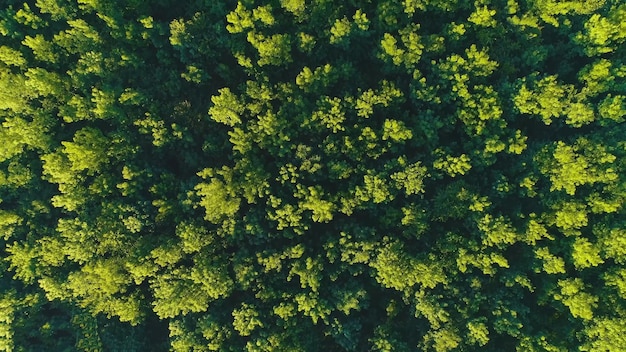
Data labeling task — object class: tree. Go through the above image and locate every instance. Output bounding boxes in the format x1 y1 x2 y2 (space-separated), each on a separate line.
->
1 0 625 350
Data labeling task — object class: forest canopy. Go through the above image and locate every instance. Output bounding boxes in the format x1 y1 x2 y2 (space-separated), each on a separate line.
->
1 0 625 351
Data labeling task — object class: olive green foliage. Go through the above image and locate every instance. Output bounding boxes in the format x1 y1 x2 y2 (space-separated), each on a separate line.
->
1 0 625 351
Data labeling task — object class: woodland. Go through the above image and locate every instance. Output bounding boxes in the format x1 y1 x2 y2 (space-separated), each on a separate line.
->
0 0 625 351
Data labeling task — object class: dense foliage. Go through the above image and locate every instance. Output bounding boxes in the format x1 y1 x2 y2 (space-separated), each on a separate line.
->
1 0 625 350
